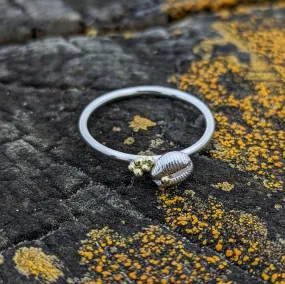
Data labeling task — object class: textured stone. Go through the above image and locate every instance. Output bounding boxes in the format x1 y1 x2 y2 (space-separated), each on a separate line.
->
0 0 82 44
0 0 280 44
0 1 284 284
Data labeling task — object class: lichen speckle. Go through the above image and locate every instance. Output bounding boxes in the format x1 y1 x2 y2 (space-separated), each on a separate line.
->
274 204 283 210
124 137 135 145
0 254 4 265
85 27 98 37
129 115 156 132
13 247 64 283
112 127 121 132
150 138 165 149
212 182 235 192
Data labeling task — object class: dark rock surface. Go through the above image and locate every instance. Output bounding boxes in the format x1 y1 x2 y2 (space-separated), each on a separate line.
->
0 0 280 44
0 1 284 284
0 0 82 44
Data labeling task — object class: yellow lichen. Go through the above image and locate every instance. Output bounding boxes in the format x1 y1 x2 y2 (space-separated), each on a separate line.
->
0 254 3 265
123 31 135 39
85 27 98 37
124 137 135 145
13 247 64 283
78 226 234 283
112 127 121 132
129 115 156 132
150 138 165 149
212 182 235 192
274 204 283 210
172 29 183 36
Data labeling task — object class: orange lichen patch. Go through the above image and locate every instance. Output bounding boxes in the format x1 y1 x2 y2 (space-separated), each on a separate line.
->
124 137 135 145
170 15 285 190
78 226 234 283
158 188 285 282
129 115 156 132
216 1 285 19
227 18 285 87
212 182 235 192
163 0 238 19
13 247 64 283
162 0 274 20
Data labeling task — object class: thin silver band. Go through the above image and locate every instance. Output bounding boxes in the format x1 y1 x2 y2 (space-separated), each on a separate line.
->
79 86 215 162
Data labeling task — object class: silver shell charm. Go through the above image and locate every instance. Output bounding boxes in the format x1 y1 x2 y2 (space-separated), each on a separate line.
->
151 151 193 187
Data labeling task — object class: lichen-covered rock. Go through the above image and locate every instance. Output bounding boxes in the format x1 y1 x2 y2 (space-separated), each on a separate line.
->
0 1 284 284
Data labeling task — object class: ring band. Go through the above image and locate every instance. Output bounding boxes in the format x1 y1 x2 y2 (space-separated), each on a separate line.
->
79 86 215 187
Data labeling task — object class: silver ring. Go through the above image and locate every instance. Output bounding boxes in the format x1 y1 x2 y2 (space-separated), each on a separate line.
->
79 86 215 187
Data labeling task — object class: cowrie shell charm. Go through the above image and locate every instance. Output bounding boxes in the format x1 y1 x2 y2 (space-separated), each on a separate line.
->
151 151 193 187
128 151 193 188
